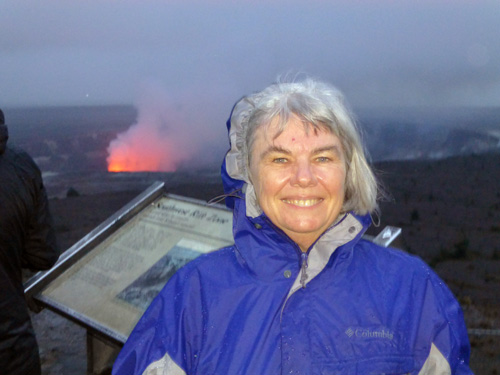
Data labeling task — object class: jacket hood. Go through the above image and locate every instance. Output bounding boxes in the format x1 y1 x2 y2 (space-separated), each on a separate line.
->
221 97 262 217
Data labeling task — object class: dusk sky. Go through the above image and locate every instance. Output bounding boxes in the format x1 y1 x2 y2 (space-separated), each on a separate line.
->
1 0 499 112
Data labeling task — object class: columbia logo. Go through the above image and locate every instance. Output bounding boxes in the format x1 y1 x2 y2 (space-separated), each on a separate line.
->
344 326 394 340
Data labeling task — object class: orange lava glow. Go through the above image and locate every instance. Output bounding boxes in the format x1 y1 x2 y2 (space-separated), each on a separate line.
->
107 156 168 173
106 83 194 173
107 144 175 172
106 122 183 172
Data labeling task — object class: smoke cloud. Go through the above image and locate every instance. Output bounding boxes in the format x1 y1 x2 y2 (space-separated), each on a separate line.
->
107 81 193 172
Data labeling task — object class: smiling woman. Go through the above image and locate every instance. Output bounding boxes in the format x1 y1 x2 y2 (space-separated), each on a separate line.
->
112 78 473 375
249 116 347 251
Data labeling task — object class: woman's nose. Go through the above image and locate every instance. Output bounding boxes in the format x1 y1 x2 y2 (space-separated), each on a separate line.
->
291 161 317 187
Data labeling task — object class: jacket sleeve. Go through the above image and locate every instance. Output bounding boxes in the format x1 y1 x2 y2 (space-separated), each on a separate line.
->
418 265 473 375
112 266 205 375
21 157 59 271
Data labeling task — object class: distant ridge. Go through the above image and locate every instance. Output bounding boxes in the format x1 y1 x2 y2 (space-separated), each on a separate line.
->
4 105 500 175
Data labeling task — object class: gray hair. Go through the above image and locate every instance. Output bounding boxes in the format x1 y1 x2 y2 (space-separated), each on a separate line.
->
225 78 378 216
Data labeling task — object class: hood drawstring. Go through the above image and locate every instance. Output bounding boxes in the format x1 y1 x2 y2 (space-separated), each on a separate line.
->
207 189 243 205
300 252 309 289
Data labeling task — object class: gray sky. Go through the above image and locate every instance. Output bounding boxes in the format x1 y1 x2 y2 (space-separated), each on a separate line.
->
1 0 499 111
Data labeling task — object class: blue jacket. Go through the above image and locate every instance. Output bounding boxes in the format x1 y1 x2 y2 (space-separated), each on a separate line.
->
112 193 472 374
113 107 472 375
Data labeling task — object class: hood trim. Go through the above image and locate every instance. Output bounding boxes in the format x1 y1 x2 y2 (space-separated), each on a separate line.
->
224 97 264 218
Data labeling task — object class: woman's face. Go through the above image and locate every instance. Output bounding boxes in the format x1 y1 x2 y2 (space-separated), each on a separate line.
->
249 116 346 251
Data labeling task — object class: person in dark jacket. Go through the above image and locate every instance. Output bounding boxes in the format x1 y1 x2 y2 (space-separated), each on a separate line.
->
112 79 472 374
0 109 59 375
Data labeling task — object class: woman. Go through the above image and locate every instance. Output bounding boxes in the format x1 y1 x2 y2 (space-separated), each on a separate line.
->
112 79 472 374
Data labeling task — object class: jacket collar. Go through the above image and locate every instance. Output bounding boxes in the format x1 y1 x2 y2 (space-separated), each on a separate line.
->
231 195 371 283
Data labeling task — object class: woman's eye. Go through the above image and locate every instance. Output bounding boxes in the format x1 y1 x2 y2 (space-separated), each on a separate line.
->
316 156 331 163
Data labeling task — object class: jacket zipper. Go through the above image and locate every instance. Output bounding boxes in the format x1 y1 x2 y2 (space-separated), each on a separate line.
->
260 216 311 289
299 252 308 288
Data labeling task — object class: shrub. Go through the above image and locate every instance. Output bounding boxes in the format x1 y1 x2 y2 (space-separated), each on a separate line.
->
66 187 80 198
410 209 420 222
452 237 469 259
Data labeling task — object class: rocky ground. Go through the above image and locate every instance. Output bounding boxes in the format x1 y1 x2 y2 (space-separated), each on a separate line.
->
369 153 500 375
26 152 500 374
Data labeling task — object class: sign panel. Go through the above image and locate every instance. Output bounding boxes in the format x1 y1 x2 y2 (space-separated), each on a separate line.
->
39 195 234 341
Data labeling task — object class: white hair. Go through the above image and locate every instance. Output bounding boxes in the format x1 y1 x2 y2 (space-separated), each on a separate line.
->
226 77 379 215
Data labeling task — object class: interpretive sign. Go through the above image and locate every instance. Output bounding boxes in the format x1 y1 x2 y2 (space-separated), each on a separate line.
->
25 182 234 344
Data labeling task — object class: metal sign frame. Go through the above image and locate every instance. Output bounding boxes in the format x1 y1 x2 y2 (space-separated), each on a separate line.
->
24 181 233 346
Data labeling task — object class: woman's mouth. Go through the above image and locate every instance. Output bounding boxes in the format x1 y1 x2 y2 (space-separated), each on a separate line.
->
282 198 322 207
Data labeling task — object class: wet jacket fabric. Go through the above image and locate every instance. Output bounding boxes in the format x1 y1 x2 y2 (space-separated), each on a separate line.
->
113 108 472 375
112 205 472 374
0 147 59 375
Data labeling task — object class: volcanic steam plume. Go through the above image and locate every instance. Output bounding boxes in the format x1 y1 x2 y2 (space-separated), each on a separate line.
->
107 83 191 172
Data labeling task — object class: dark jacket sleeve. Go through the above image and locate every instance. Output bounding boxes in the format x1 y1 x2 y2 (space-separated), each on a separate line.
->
19 151 59 271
